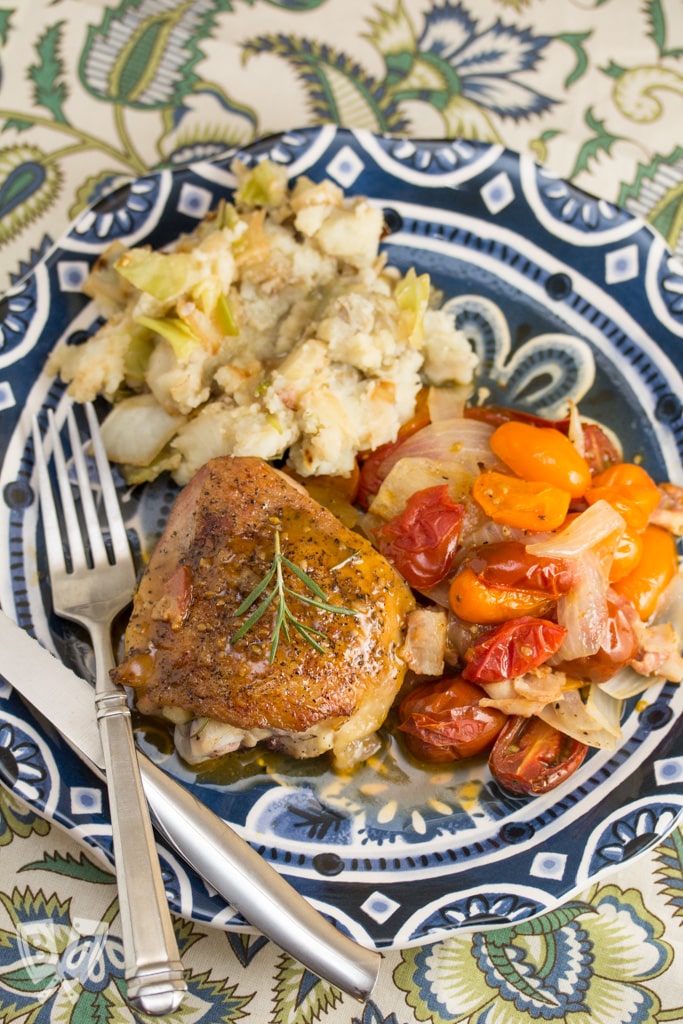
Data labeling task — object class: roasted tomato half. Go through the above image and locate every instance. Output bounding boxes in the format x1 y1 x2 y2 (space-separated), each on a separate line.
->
398 677 506 763
488 715 588 795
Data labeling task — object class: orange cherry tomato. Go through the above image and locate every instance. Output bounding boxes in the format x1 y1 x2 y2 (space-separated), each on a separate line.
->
585 463 661 533
490 421 592 499
449 566 553 624
608 528 643 582
472 471 571 532
612 524 678 620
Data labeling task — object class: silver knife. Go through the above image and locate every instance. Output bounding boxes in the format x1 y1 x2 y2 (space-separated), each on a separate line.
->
0 609 381 1001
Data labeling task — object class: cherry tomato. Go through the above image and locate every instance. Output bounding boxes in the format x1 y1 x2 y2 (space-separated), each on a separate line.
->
609 528 643 582
612 523 678 620
555 596 638 682
467 541 573 598
490 421 592 499
357 388 431 508
464 406 569 431
488 715 589 794
399 676 506 763
462 617 567 683
472 471 571 532
585 463 661 532
449 566 553 624
373 485 465 589
580 423 621 475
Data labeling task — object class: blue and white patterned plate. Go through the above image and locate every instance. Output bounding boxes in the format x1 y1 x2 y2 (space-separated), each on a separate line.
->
0 126 682 950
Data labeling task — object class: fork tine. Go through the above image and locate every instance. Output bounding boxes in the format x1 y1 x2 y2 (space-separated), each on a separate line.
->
65 406 109 570
47 408 90 575
32 414 68 578
84 402 131 564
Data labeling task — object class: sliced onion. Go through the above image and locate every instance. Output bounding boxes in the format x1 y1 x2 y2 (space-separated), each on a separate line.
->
369 455 475 520
554 548 609 660
527 499 626 560
381 417 501 478
537 688 621 749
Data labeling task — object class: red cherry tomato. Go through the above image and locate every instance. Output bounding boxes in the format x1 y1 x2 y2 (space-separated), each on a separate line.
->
580 423 621 475
399 677 506 763
555 596 638 683
467 541 573 598
488 715 589 794
464 406 570 431
373 485 464 589
462 617 567 684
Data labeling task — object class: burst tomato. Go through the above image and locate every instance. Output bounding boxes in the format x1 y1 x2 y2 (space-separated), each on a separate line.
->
373 485 465 589
467 541 573 598
488 715 589 794
462 617 567 684
399 677 506 763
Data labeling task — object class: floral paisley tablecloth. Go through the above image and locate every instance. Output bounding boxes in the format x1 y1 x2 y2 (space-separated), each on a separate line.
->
1 1 683 1022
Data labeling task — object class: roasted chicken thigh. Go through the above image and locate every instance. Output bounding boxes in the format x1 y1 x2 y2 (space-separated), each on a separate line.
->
113 456 415 770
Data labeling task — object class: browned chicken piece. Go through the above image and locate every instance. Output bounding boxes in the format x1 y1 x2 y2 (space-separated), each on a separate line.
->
114 456 415 771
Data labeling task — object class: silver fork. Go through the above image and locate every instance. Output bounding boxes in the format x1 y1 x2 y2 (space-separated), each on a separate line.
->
33 401 187 1015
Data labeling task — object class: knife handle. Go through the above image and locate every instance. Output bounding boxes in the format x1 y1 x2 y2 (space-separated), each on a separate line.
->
137 754 381 1002
95 693 188 1014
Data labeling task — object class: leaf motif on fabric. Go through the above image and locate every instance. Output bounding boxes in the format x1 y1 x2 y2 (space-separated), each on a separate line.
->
0 787 50 847
19 851 114 885
29 23 68 124
271 951 343 1024
0 144 62 246
654 827 683 918
242 35 409 133
79 0 234 109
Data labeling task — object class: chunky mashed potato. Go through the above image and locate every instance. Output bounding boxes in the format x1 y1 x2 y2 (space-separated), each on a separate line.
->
49 159 478 485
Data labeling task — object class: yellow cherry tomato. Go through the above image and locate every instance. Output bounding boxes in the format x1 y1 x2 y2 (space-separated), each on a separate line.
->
490 421 592 499
472 471 571 532
612 524 678 620
608 528 644 582
448 566 553 624
585 463 661 533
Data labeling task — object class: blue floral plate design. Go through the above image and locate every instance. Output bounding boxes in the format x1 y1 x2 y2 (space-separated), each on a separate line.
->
0 126 682 950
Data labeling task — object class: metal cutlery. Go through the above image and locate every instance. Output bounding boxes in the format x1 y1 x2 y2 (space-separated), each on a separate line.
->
32 402 187 1015
0 607 381 1002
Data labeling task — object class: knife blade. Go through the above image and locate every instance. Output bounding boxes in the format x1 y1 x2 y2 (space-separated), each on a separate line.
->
0 609 381 1001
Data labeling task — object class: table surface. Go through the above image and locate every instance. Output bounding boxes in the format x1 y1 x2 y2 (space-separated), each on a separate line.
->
1 1 683 1021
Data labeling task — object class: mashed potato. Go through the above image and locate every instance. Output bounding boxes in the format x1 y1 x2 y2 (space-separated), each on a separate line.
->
48 159 478 484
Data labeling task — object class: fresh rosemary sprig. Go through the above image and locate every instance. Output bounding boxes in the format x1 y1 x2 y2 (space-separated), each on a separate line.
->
231 530 358 663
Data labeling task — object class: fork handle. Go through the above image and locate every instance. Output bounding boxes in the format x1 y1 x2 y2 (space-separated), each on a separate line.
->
94 651 187 1015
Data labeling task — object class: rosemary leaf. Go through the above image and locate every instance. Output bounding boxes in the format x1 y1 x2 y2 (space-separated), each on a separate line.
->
230 528 358 662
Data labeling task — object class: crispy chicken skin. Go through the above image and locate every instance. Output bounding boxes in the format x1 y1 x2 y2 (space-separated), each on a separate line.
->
113 456 415 769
